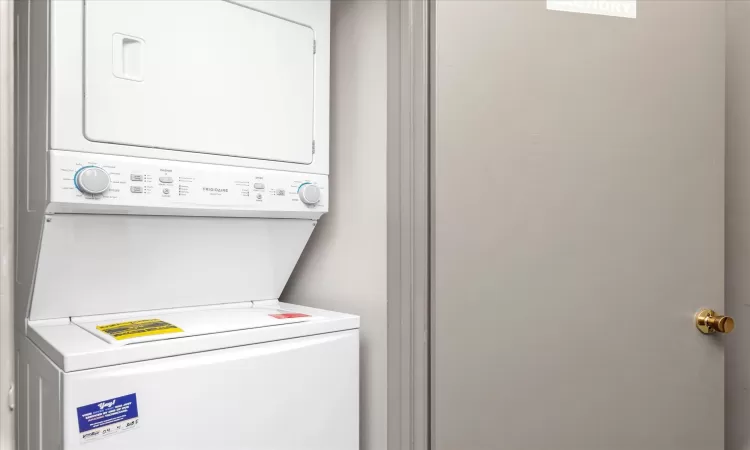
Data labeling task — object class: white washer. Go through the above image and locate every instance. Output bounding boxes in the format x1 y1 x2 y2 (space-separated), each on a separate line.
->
15 1 356 449
24 302 358 449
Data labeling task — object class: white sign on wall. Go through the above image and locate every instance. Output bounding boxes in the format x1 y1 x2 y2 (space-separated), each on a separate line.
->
547 0 636 19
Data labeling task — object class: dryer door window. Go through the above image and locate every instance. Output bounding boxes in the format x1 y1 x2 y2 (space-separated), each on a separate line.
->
83 0 315 164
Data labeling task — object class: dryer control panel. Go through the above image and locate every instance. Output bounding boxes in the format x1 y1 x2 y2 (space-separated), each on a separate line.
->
48 150 328 216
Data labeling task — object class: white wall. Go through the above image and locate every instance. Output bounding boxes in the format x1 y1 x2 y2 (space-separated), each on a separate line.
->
280 1 388 450
726 3 750 449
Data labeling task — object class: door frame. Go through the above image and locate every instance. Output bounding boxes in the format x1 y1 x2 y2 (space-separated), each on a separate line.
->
386 0 431 449
0 0 14 448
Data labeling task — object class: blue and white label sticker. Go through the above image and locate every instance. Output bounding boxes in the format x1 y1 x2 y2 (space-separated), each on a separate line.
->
77 393 140 443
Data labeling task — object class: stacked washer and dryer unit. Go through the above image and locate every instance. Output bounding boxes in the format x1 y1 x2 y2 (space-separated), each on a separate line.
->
15 1 358 449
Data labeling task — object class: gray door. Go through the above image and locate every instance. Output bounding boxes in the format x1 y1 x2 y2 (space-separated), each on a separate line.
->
433 1 726 450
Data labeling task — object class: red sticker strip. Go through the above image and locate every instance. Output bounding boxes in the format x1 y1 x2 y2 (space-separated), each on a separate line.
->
270 313 311 319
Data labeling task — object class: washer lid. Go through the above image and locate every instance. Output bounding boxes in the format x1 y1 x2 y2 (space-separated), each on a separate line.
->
27 302 359 372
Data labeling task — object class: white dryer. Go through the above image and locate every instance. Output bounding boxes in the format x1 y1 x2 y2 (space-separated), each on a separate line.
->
14 1 357 449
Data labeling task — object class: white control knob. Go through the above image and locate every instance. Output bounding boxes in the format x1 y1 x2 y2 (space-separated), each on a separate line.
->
298 183 321 205
75 166 110 195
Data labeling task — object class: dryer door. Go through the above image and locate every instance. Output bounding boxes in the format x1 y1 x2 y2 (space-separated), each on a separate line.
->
83 0 315 164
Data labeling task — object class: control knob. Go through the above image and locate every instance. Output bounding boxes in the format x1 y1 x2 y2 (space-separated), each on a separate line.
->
74 166 111 195
298 183 321 205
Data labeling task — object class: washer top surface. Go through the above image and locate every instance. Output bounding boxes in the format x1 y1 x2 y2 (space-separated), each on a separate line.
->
28 301 359 372
72 302 316 346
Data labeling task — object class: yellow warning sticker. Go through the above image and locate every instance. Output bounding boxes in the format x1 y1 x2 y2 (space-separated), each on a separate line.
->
96 319 183 341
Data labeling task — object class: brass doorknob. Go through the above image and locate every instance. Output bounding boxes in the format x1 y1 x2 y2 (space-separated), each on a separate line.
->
695 309 735 334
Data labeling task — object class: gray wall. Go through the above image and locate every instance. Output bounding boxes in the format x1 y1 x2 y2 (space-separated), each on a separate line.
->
280 1 388 450
727 3 750 450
